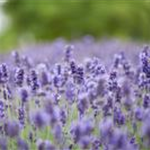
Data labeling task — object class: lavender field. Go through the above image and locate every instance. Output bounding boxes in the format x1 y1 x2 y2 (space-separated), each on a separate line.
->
0 39 150 150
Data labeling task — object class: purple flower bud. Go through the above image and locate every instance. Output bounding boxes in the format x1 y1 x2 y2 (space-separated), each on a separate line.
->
110 129 127 149
122 80 131 97
55 63 62 75
70 60 76 74
28 131 33 143
18 107 25 127
70 123 82 143
40 71 49 87
103 104 111 117
64 45 74 62
44 140 55 150
30 70 39 92
86 80 98 100
143 94 150 108
115 86 122 103
36 139 45 150
70 119 93 143
130 136 136 144
60 108 67 125
3 86 12 100
65 81 75 105
97 78 106 97
32 111 49 129
0 137 7 150
77 93 89 117
74 66 84 84
17 138 29 150
79 136 91 149
113 53 123 68
123 61 131 76
36 139 55 150
141 118 150 147
110 70 117 80
53 124 63 144
0 101 5 119
22 56 31 69
139 46 150 78
4 121 20 138
0 63 9 84
53 75 65 88
20 89 28 103
108 71 118 92
92 138 101 150
134 107 143 121
12 51 20 66
113 108 125 126
99 118 113 142
15 68 24 87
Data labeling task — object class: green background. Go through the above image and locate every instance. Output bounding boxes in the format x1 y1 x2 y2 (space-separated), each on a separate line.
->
0 0 150 52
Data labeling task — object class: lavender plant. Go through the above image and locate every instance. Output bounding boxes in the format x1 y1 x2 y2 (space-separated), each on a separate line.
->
0 43 150 150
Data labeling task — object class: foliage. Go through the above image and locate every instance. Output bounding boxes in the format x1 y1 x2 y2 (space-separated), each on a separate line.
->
0 0 150 51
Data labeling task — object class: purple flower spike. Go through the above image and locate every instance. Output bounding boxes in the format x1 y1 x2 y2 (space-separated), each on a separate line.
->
4 121 20 138
0 137 7 150
36 139 55 150
64 45 74 62
113 108 126 126
99 118 114 144
53 123 63 144
18 107 25 127
134 107 143 121
92 138 101 150
17 138 29 150
0 101 5 119
30 70 39 92
12 51 20 66
0 63 9 84
70 60 76 74
15 68 24 87
79 136 91 149
36 139 45 150
110 129 128 150
32 111 49 129
40 71 49 87
77 93 89 117
143 94 150 109
140 46 150 78
20 89 28 103
44 140 55 150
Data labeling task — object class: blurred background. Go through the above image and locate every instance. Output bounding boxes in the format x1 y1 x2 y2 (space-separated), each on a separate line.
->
0 0 150 53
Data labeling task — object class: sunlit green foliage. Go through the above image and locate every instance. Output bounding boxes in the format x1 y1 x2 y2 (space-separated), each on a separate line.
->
0 0 150 51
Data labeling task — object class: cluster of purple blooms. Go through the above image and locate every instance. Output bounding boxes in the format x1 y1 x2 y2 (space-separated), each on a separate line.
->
0 43 150 150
